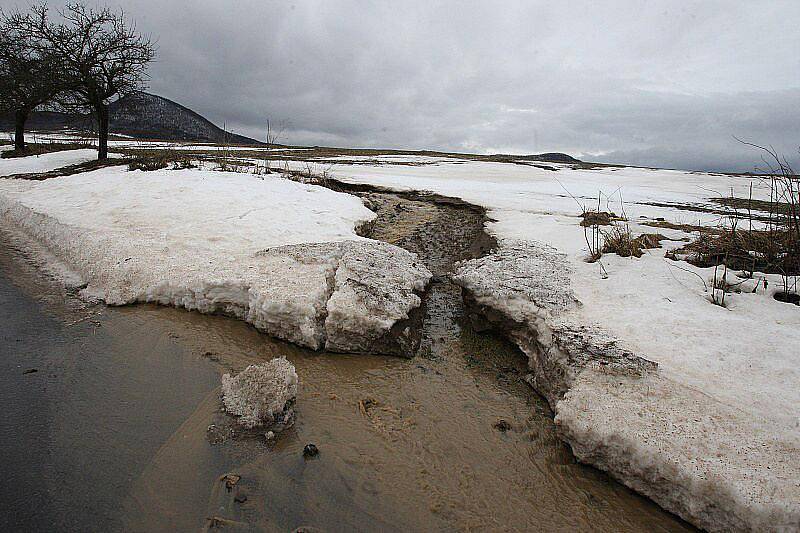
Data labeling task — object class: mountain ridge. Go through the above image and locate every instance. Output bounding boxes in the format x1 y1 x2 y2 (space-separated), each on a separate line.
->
0 92 262 145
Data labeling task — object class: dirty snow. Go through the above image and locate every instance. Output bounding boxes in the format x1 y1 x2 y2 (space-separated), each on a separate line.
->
221 358 298 430
293 157 800 531
0 149 99 177
0 167 430 353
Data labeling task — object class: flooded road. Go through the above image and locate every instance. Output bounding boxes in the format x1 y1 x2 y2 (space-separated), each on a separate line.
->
0 189 694 532
0 233 220 531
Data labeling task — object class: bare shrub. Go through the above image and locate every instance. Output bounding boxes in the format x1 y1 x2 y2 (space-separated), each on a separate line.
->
663 141 799 305
265 118 287 148
583 195 605 263
580 210 621 227
601 226 668 258
671 152 799 299
126 149 195 172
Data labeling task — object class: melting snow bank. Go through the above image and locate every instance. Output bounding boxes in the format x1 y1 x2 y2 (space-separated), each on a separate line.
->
222 358 298 430
453 240 800 533
0 168 431 355
452 240 657 407
256 241 431 354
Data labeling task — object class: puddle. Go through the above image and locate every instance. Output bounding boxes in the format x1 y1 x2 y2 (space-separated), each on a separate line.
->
0 188 695 532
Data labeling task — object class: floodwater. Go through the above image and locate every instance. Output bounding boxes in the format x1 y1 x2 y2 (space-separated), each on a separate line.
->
0 190 694 532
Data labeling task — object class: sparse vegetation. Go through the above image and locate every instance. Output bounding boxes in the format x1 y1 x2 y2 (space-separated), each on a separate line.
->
573 189 669 263
580 210 621 227
664 142 799 305
601 226 668 258
126 149 196 171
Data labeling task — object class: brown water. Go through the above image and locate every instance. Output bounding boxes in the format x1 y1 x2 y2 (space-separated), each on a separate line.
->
0 191 694 532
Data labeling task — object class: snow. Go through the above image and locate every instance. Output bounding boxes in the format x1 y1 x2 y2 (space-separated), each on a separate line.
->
281 158 774 226
288 157 800 531
0 167 430 353
308 154 465 165
0 149 99 177
221 358 298 430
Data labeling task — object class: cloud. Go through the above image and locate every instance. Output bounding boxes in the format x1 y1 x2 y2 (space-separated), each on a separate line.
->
3 0 799 171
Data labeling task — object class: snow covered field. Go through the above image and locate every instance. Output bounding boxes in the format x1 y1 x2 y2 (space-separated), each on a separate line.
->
0 149 99 177
279 157 800 531
0 162 430 353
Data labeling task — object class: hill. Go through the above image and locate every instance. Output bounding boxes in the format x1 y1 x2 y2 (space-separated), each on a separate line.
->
0 92 262 145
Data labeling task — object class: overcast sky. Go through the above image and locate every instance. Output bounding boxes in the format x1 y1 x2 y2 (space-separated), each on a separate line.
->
4 0 800 171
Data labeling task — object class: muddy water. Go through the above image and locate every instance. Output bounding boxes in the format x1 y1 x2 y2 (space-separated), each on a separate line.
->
0 191 693 532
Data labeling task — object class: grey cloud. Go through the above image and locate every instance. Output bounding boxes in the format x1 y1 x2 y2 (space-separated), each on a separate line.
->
3 0 798 171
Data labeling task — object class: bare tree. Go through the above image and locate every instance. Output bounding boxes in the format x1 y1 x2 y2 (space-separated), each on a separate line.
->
0 8 65 152
23 3 156 160
266 118 287 148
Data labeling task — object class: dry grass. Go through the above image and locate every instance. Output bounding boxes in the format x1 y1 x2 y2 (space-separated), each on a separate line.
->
659 142 800 304
643 219 724 236
601 225 668 258
712 196 796 217
671 226 799 276
126 149 196 171
580 210 623 227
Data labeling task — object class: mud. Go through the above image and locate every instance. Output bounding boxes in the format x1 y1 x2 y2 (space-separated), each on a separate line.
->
0 187 694 531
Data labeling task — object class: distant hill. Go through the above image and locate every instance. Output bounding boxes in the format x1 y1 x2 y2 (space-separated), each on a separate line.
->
109 92 261 145
526 152 579 164
0 92 262 145
498 152 581 164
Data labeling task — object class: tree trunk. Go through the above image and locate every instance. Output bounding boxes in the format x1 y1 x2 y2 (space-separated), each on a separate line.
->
14 109 28 152
96 103 109 160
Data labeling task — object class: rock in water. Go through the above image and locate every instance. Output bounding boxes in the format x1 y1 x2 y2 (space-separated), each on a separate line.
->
302 443 319 458
221 358 298 430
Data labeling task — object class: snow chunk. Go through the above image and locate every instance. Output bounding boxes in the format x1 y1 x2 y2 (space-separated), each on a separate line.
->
558 371 800 533
521 320 657 407
221 358 298 430
325 240 432 354
451 239 579 324
260 240 432 354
